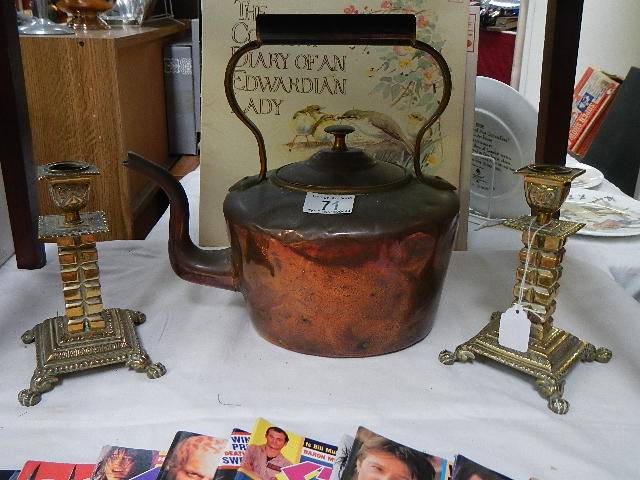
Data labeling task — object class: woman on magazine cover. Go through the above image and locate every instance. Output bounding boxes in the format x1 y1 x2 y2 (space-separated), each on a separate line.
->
92 447 155 480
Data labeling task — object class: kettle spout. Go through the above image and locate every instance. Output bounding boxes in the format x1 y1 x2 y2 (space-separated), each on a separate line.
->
124 152 237 291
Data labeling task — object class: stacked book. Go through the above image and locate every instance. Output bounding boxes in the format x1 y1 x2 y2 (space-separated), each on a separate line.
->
568 67 622 158
2 418 516 480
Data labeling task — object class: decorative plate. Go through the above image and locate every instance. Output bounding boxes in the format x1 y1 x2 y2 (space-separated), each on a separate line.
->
470 77 536 219
561 188 640 236
566 156 605 189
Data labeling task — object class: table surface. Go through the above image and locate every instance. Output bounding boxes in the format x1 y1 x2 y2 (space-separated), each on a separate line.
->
1 170 640 479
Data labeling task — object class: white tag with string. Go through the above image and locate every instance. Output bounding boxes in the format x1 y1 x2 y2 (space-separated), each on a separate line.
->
498 303 530 351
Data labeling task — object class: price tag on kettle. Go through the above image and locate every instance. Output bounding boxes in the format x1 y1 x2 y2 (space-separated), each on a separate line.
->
303 192 355 214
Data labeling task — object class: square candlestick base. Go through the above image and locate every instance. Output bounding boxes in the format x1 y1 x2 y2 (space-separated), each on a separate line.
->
19 308 166 407
439 312 612 414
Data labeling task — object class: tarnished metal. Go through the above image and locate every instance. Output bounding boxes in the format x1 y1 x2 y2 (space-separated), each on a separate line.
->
19 308 165 407
271 126 411 194
440 164 611 414
124 14 460 357
20 161 165 406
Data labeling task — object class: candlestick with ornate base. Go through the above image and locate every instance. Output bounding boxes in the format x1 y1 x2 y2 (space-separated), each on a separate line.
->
19 161 165 407
439 164 612 414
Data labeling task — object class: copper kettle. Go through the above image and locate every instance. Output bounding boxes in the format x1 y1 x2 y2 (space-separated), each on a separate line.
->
125 14 459 357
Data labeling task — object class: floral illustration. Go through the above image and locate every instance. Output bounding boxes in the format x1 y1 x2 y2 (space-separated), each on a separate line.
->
284 1 451 176
342 0 447 173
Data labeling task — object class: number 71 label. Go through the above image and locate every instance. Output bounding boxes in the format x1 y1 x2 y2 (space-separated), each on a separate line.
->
303 192 355 214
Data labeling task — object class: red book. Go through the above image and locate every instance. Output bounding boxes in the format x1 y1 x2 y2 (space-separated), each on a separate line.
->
568 67 621 155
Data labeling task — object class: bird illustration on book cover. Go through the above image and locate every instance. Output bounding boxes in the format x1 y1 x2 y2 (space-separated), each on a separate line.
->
284 0 448 175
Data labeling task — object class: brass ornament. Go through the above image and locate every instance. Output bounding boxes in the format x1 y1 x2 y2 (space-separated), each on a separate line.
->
19 161 165 407
440 164 611 414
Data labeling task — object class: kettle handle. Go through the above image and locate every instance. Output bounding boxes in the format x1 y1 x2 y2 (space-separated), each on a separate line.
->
224 13 452 185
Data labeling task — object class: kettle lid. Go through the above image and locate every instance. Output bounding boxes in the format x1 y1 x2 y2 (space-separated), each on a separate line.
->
273 125 410 193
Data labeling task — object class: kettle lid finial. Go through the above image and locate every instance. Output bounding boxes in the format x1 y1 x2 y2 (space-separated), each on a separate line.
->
325 125 355 152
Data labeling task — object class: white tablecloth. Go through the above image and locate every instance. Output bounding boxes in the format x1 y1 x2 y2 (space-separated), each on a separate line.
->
2 170 640 478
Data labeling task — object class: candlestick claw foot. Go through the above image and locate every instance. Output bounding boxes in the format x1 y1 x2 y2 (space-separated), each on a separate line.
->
19 368 60 407
132 311 146 325
582 343 612 363
439 346 475 365
536 376 569 414
125 353 166 379
21 329 36 344
18 389 41 407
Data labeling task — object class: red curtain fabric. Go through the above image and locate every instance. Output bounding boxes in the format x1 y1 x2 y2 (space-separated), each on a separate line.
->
477 30 516 85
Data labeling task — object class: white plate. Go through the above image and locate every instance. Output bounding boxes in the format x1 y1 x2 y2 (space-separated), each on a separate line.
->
470 77 537 219
561 188 640 236
565 156 604 189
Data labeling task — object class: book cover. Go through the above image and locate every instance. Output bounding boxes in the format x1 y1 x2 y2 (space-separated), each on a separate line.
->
235 418 337 480
200 0 469 246
571 102 613 158
156 432 227 480
18 462 95 480
164 42 198 155
337 427 452 480
455 5 481 250
215 429 252 480
90 447 164 480
568 67 620 153
450 455 512 480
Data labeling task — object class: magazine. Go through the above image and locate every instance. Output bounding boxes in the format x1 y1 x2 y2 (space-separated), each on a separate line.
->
0 471 19 480
567 67 621 157
328 435 355 480
90 447 164 480
215 429 252 480
17 461 94 480
234 418 337 480
156 432 227 480
337 427 452 480
450 455 513 480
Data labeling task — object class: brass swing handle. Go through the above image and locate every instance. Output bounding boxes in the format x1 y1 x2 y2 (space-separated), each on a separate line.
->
224 13 452 186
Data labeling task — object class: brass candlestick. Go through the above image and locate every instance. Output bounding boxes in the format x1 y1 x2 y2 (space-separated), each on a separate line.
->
439 164 612 414
19 161 165 407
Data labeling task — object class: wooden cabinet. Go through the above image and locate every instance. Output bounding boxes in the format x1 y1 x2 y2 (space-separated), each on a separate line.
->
20 23 187 240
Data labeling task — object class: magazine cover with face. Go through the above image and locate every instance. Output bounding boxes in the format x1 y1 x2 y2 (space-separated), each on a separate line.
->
156 432 227 480
450 456 512 480
234 418 337 480
337 427 452 480
90 447 165 480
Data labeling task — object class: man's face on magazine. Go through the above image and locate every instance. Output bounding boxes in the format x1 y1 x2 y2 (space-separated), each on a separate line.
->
356 451 413 480
175 450 218 480
265 431 287 451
